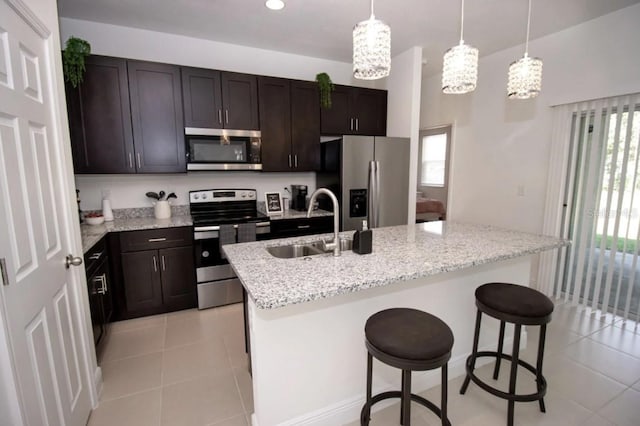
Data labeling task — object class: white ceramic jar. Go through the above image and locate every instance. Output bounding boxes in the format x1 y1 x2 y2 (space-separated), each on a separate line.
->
154 200 171 219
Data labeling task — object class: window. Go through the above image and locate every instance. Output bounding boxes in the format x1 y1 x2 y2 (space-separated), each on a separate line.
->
420 128 449 187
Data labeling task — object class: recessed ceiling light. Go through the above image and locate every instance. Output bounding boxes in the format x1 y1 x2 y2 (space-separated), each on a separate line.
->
265 0 285 11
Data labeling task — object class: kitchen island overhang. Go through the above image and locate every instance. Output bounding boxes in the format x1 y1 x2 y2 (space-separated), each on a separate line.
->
223 222 568 426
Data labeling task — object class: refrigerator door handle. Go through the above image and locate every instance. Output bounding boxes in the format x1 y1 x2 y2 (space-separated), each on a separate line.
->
374 160 381 228
368 160 378 228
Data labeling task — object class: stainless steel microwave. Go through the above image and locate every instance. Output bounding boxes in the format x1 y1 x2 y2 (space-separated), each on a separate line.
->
185 128 262 171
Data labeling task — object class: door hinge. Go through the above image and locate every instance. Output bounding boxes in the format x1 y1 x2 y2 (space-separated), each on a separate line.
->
0 258 9 286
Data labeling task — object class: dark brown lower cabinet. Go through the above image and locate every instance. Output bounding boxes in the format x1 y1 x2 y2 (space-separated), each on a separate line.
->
84 236 113 357
118 227 196 319
121 250 163 313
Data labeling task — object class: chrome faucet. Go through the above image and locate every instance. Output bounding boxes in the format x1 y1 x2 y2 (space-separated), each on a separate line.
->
307 188 341 257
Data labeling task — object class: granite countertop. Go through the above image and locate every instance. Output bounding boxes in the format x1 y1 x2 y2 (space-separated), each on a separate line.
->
81 215 193 253
222 221 569 310
80 205 331 252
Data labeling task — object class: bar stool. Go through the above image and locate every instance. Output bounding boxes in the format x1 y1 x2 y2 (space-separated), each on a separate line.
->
460 283 554 426
360 308 453 426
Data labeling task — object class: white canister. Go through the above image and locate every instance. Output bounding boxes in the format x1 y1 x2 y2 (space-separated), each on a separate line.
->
154 200 171 219
102 199 114 221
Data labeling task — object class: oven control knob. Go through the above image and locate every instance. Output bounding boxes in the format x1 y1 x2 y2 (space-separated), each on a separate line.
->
194 194 200 200
202 251 210 258
241 192 247 198
248 192 255 198
202 194 207 199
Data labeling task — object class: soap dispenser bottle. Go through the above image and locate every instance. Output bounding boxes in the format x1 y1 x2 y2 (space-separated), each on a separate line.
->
352 220 372 255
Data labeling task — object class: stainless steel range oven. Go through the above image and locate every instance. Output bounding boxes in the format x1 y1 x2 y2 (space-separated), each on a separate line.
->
190 189 270 309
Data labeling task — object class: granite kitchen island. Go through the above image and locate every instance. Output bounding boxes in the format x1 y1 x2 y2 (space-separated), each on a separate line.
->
223 221 567 426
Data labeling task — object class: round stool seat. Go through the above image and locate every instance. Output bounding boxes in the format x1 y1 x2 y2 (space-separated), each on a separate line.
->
365 308 454 361
476 283 554 322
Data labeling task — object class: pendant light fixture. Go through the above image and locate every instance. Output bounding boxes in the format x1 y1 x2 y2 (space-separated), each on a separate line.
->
353 0 391 80
507 0 543 99
442 0 478 94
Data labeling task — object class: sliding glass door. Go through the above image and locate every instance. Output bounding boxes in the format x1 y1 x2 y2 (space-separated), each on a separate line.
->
561 94 640 319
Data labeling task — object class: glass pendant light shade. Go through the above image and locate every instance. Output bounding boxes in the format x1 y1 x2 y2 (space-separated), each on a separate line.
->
442 41 478 94
507 54 542 99
508 0 543 99
353 1 391 80
442 0 478 94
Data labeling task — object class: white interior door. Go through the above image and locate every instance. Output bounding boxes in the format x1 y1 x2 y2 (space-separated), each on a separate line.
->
0 0 92 424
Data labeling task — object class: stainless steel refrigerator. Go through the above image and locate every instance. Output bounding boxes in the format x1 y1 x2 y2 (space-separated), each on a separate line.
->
316 136 410 231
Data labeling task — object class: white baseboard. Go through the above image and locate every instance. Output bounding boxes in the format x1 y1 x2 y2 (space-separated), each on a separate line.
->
93 365 103 406
269 336 523 426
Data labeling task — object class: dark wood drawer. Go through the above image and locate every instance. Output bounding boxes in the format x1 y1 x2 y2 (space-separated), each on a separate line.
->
119 227 193 252
84 236 107 275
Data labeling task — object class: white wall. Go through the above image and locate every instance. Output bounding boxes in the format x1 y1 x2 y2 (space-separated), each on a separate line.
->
60 18 389 210
76 172 315 210
384 47 423 224
421 3 640 234
60 18 368 86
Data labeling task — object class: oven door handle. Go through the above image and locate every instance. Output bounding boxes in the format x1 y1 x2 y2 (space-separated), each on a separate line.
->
194 222 270 232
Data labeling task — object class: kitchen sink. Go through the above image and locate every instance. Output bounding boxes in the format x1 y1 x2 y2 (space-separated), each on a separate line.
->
266 239 353 259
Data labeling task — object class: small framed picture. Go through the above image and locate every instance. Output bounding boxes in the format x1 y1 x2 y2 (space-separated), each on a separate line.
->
264 192 283 215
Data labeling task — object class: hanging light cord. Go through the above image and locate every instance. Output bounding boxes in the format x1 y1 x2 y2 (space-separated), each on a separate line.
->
370 0 375 18
460 0 465 42
525 0 532 55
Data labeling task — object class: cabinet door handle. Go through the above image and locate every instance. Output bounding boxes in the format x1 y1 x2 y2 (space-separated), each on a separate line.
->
152 255 158 272
218 109 223 124
225 109 229 124
161 255 166 271
297 225 311 229
288 154 292 168
136 152 141 169
89 251 103 260
350 118 354 131
356 118 359 131
129 152 133 169
93 275 103 294
294 154 298 168
148 238 167 242
95 274 107 294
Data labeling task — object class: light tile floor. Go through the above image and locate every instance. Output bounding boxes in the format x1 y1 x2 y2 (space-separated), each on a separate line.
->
89 301 640 426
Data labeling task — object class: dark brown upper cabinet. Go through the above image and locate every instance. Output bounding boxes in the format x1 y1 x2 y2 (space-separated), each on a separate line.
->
66 56 186 174
321 85 387 136
66 55 135 173
128 60 186 173
259 77 320 172
290 80 321 170
182 67 259 130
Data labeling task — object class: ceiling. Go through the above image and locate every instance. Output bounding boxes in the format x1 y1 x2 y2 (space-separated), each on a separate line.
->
57 0 640 76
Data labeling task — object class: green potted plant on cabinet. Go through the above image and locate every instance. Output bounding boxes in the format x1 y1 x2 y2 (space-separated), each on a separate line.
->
315 72 334 109
62 36 91 88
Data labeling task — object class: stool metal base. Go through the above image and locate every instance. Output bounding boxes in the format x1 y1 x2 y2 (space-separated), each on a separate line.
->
460 308 549 426
360 390 452 426
461 351 548 402
361 351 451 426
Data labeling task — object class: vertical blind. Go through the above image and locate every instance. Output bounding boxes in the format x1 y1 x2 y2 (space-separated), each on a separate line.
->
539 93 640 321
